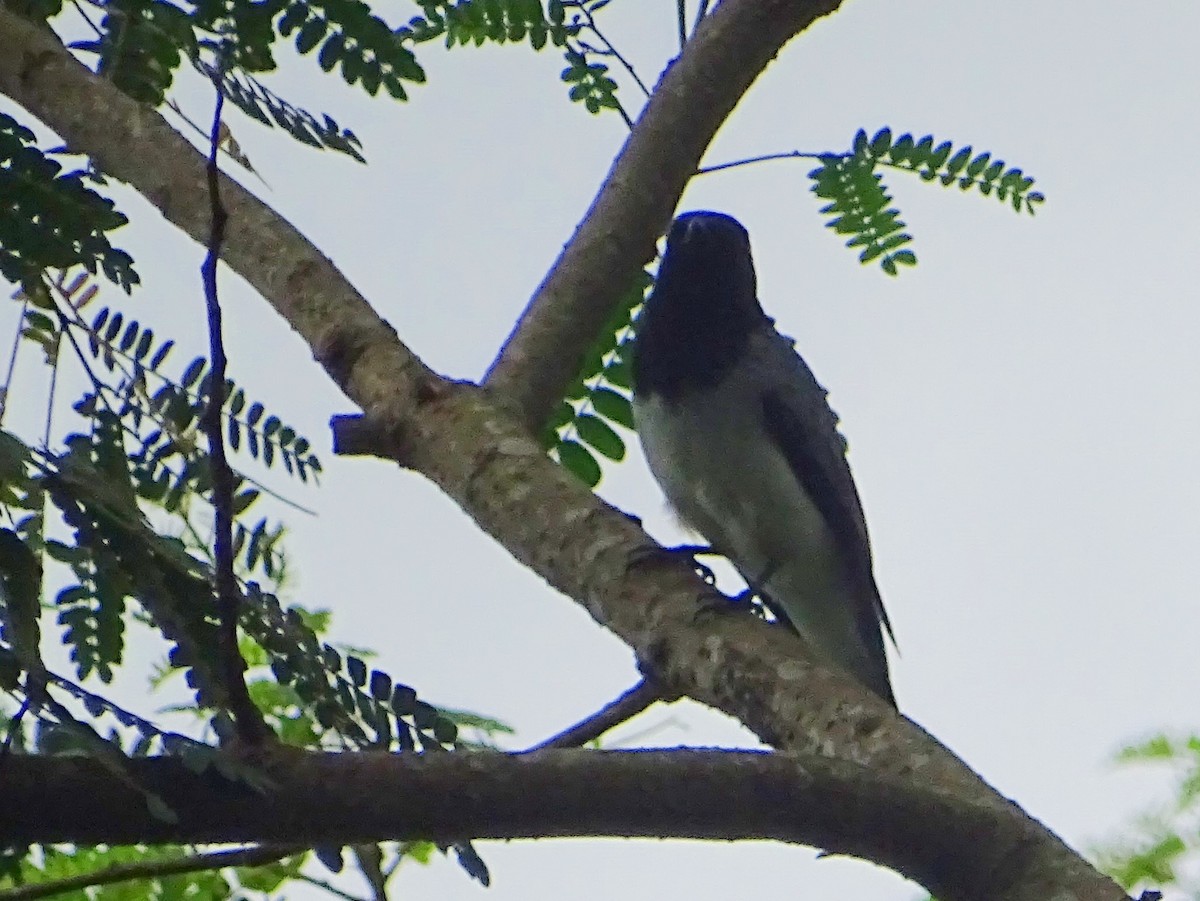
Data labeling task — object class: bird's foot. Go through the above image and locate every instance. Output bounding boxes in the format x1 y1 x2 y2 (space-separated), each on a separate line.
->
695 585 766 622
628 543 719 585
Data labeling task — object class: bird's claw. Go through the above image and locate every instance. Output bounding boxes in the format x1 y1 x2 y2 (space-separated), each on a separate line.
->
694 586 766 623
628 543 719 585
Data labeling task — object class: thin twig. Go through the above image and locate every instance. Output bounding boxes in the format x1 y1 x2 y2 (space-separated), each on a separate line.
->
294 871 369 901
41 332 59 448
0 295 28 426
352 844 389 901
200 78 269 747
578 7 651 99
0 697 30 764
521 678 665 752
691 0 711 36
675 0 686 50
695 148 824 176
33 660 209 753
69 0 102 36
0 844 303 901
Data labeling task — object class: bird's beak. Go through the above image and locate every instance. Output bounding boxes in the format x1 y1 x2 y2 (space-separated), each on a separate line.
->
671 215 707 249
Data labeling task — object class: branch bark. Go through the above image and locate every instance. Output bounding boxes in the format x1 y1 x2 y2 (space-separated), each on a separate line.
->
482 0 843 431
0 748 1123 901
0 8 1130 901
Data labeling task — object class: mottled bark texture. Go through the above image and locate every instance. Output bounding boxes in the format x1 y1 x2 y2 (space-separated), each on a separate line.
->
0 749 1118 901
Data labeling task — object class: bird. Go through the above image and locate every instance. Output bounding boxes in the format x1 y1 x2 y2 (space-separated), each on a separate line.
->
631 210 896 706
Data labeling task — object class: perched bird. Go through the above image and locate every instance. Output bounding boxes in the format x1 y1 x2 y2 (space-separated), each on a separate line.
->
632 211 896 706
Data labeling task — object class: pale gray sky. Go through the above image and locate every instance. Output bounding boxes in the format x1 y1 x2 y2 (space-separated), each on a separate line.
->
4 1 1200 899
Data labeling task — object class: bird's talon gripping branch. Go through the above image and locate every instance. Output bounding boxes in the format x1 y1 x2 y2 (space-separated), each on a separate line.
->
694 588 755 622
728 586 757 609
628 542 718 585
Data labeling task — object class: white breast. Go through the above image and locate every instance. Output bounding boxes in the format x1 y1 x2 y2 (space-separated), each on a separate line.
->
633 380 840 605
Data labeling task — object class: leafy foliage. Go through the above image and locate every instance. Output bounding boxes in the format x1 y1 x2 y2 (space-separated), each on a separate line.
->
1094 733 1200 896
0 115 138 292
203 65 365 160
277 0 426 99
7 844 302 901
544 269 646 487
66 0 416 159
73 0 196 106
2 273 322 686
559 45 620 115
809 151 915 277
239 590 463 751
808 127 1044 276
1 264 496 894
58 0 583 165
400 0 574 50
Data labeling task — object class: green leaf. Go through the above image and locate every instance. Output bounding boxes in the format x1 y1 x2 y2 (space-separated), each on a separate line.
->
928 141 953 169
233 488 260 514
575 414 624 461
391 683 417 716
318 32 345 72
966 151 992 178
556 440 601 487
0 528 42 667
181 357 206 388
589 387 634 429
868 126 891 157
295 17 329 54
944 147 971 176
369 669 391 700
432 716 457 744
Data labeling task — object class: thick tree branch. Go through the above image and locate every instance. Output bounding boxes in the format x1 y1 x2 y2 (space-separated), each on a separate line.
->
0 749 1128 901
483 0 844 431
0 10 1128 900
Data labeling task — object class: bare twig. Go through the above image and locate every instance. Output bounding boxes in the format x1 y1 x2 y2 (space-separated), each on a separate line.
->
675 0 686 50
691 0 712 36
351 844 389 901
0 698 30 764
68 0 102 36
0 295 27 426
522 678 665 752
294 871 369 901
40 328 59 448
696 148 823 175
0 844 302 901
577 6 651 99
199 79 269 747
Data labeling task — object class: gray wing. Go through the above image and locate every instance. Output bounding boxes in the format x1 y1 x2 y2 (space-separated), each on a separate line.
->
753 329 896 650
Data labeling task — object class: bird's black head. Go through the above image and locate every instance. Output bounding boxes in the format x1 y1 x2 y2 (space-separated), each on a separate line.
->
657 211 758 313
632 211 768 399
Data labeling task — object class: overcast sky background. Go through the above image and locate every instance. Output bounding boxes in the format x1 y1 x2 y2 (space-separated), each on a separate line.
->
4 0 1200 898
